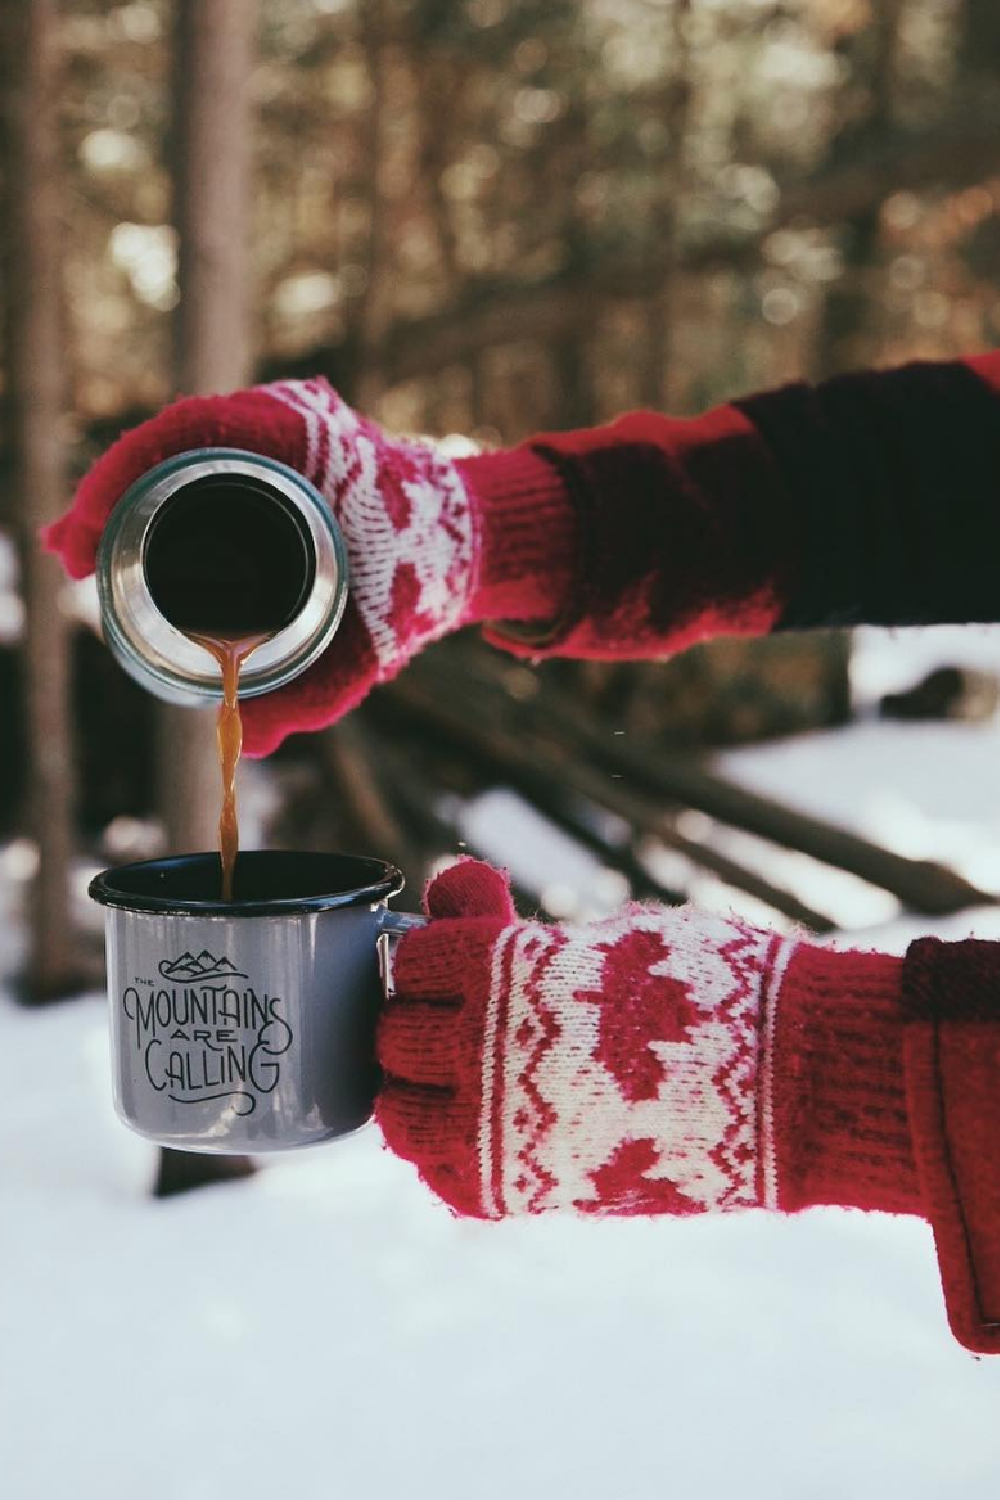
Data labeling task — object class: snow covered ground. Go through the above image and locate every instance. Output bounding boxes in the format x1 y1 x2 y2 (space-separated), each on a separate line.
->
5 625 1000 1500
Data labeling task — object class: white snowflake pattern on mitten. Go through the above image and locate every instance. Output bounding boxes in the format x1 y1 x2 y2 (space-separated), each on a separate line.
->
268 378 477 676
478 906 796 1218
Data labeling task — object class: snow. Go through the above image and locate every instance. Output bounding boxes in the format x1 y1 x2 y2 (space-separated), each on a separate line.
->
712 624 1000 948
6 995 1000 1500
5 625 1000 1498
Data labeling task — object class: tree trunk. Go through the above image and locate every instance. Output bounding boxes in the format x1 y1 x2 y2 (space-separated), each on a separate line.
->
353 0 390 413
155 0 255 1194
813 0 903 377
638 0 692 412
158 0 254 858
959 0 1000 75
1 0 80 1000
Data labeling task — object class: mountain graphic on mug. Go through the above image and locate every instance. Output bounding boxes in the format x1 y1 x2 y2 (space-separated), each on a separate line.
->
157 950 248 982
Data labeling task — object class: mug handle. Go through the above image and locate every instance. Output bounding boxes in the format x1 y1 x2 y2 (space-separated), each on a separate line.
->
376 908 429 998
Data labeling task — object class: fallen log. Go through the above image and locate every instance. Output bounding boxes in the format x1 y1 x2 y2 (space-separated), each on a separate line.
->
547 688 994 918
381 676 838 933
373 686 687 908
369 735 543 917
406 645 996 920
320 720 420 878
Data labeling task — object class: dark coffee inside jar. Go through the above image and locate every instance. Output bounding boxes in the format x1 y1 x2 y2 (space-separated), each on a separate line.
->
143 474 316 637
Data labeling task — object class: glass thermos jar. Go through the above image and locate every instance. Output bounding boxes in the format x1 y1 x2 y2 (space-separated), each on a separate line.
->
95 448 349 704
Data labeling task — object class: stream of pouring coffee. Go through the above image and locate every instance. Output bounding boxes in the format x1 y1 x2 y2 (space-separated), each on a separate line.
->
146 474 316 901
191 634 266 902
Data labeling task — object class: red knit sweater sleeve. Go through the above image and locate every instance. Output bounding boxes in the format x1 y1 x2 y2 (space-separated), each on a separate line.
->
776 934 1000 1354
457 351 1000 658
898 936 1000 1354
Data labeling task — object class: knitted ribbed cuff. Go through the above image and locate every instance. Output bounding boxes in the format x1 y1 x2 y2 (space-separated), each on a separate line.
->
772 944 920 1216
900 936 1000 1353
455 446 578 628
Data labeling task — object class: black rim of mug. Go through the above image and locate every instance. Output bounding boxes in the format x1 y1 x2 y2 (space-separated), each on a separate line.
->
88 850 405 917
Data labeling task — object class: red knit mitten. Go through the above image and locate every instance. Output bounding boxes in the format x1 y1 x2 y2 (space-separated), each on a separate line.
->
44 380 575 754
377 859 916 1222
48 356 1000 743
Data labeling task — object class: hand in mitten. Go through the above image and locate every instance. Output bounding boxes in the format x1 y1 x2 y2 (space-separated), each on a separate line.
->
377 859 917 1222
44 380 575 754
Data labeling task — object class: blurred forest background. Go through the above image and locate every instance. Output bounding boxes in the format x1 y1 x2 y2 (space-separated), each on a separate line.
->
3 0 1000 1039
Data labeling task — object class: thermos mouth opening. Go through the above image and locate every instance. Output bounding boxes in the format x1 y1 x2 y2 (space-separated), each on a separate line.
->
96 449 349 706
89 851 405 917
143 473 317 638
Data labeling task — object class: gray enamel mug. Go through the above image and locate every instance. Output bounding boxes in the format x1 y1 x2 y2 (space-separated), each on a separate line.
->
89 851 424 1153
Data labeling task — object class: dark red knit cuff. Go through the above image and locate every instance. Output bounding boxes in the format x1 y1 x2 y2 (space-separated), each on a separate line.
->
772 944 919 1217
483 404 801 661
901 938 1000 1355
455 447 577 629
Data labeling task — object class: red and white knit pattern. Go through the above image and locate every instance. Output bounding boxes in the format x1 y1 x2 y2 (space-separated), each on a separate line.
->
383 860 1000 1355
477 906 794 1218
380 862 915 1226
44 376 493 752
266 379 476 676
